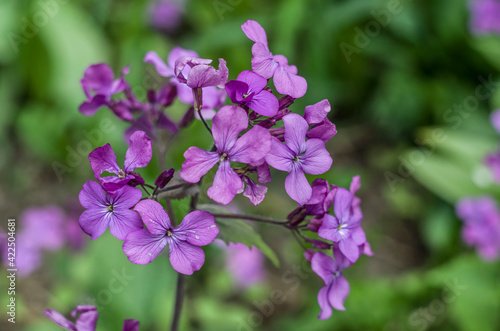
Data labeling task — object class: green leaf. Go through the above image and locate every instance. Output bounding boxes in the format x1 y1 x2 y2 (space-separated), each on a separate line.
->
198 204 280 267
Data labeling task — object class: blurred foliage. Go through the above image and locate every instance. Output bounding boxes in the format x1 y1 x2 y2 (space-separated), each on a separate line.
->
1 0 500 330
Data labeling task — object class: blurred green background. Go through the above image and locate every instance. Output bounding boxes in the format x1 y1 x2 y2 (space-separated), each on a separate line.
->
1 0 500 330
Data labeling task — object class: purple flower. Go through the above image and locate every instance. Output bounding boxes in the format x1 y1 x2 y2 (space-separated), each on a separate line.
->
4 206 67 277
311 251 350 319
89 131 152 192
456 196 500 260
44 305 140 331
318 188 366 263
304 99 337 143
79 180 143 240
174 56 228 89
79 63 132 120
265 113 333 205
180 105 272 205
144 47 226 118
148 0 184 34
224 242 265 289
123 200 219 275
469 0 500 35
225 70 279 117
241 20 307 98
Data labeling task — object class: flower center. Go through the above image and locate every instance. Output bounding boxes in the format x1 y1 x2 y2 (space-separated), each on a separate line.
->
334 271 340 277
337 223 346 231
220 152 228 162
166 230 173 237
293 156 300 162
118 169 126 178
107 204 114 212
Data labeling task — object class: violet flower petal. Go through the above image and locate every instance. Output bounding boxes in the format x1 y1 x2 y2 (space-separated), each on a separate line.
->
300 139 332 175
134 200 171 235
174 210 219 246
44 310 77 331
212 105 248 152
179 147 219 183
89 143 121 180
168 240 205 275
304 99 331 125
328 276 349 311
207 159 243 205
283 114 308 154
241 20 268 45
229 125 272 165
247 90 279 117
265 138 294 172
273 64 307 98
124 131 153 173
123 229 168 264
144 51 172 77
285 168 312 206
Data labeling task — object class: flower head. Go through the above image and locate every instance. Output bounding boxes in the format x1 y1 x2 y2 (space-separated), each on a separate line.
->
311 251 350 319
79 180 143 240
89 131 152 193
226 70 279 116
241 20 307 98
456 196 500 260
265 113 332 205
469 0 500 35
44 305 140 331
304 99 337 143
123 200 219 275
79 63 132 120
180 105 272 204
318 188 366 263
144 47 226 119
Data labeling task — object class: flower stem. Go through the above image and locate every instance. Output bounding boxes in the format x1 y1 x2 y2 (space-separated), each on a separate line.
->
156 182 195 194
198 109 212 136
170 272 185 331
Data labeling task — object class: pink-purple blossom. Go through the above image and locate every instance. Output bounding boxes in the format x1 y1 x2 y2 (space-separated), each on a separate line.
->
144 47 226 119
318 188 366 263
225 70 279 116
123 200 219 275
265 113 332 205
304 99 337 142
79 180 143 240
469 0 500 35
44 305 140 331
456 196 500 260
79 63 132 120
311 251 350 319
89 131 152 192
224 242 266 289
180 105 272 205
241 20 307 98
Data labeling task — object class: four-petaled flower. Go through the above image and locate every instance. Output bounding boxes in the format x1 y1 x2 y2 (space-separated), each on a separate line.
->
79 63 132 121
225 70 279 116
89 131 152 193
180 105 272 204
265 113 332 205
318 188 366 263
123 200 219 275
311 251 350 319
79 180 143 240
242 20 307 98
44 305 140 331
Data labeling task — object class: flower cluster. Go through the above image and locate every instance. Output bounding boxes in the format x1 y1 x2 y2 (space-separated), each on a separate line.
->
73 19 369 322
79 130 219 275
